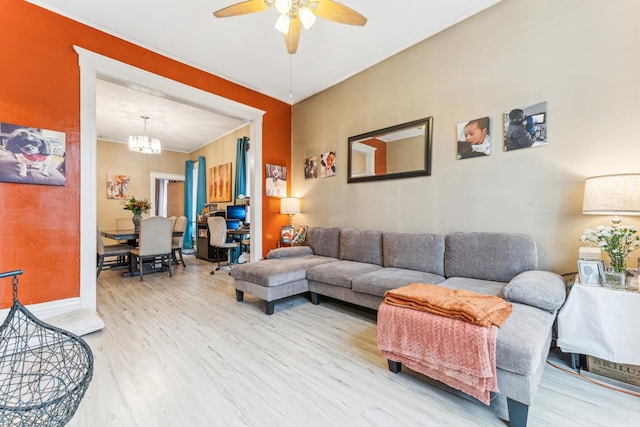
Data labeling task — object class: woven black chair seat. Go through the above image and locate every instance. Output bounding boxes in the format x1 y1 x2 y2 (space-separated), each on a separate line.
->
0 270 93 426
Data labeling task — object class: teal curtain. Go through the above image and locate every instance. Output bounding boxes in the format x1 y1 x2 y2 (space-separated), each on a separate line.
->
183 160 195 249
230 138 249 263
233 136 249 202
196 156 207 216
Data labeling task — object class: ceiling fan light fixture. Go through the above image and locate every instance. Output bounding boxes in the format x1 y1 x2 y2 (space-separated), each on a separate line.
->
298 6 316 30
275 0 292 14
275 13 291 34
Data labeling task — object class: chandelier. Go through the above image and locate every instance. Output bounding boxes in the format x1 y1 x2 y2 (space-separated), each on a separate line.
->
128 115 161 154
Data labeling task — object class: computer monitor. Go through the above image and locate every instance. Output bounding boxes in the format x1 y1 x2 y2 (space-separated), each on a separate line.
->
227 205 246 222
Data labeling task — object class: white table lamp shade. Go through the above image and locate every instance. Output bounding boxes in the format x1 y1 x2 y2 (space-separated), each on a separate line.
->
280 197 300 215
582 174 640 216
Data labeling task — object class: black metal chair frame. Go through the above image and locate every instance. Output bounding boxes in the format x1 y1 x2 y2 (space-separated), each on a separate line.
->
0 270 94 426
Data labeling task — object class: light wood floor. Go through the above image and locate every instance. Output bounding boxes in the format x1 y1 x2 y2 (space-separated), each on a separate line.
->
69 257 639 426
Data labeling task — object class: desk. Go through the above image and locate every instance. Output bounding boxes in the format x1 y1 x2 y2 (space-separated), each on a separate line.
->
227 229 250 262
557 283 640 367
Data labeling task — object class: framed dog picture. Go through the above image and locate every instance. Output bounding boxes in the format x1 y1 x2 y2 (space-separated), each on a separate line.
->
0 121 66 186
265 164 287 197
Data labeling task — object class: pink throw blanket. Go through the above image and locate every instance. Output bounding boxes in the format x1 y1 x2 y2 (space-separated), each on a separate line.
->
377 301 498 405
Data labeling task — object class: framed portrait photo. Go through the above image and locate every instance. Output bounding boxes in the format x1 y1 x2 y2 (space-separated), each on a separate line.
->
577 260 603 285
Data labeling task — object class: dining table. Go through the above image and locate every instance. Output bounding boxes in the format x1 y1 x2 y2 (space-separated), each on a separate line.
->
100 228 184 277
100 228 184 242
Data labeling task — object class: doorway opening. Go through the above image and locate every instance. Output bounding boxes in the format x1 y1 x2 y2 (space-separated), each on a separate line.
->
77 47 264 313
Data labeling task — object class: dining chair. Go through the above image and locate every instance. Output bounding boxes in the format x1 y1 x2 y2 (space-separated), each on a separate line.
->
116 217 132 230
208 216 239 275
129 217 173 282
96 227 134 278
171 215 188 267
116 216 137 246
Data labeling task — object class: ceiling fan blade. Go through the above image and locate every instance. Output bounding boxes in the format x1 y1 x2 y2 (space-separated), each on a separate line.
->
213 0 270 18
313 0 367 26
285 16 301 54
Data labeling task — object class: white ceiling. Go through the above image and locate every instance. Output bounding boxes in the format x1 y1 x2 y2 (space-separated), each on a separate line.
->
27 0 501 152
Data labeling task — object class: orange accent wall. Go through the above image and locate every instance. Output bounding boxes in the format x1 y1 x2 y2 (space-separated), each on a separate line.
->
362 138 387 175
0 0 291 308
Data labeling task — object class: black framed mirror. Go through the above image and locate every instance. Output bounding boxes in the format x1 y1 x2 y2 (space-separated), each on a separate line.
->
347 117 433 183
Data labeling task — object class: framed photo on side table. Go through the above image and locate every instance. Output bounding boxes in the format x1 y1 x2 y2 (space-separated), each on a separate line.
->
578 260 604 285
281 226 294 244
293 225 308 244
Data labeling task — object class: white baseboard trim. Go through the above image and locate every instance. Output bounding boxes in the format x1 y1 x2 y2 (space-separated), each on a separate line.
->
0 298 105 336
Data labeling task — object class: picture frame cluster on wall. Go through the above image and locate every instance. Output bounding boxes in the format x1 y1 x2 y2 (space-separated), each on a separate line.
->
456 101 548 160
304 151 336 180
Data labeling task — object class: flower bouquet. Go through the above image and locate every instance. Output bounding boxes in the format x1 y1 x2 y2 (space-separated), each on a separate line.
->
122 196 151 215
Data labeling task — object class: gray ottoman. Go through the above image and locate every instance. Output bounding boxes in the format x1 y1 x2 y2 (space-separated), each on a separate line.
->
231 255 336 314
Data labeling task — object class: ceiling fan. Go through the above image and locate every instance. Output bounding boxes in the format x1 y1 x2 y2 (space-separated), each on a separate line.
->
213 0 367 54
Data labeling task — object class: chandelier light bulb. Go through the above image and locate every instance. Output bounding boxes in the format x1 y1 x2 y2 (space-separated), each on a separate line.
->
298 6 316 30
275 13 291 34
275 0 291 14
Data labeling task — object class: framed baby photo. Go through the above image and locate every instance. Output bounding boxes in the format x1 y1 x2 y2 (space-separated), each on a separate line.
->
0 121 66 186
456 116 491 160
577 260 603 285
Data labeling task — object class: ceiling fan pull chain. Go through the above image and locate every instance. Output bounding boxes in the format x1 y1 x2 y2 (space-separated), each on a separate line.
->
289 55 293 99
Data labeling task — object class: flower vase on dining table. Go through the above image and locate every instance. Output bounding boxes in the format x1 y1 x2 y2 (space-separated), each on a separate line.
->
132 211 142 232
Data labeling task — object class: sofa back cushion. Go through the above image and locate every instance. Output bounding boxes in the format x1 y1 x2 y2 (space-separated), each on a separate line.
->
339 229 383 265
307 227 341 258
445 232 537 282
383 232 445 276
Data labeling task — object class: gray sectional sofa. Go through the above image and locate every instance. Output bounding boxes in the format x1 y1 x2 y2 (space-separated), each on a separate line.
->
231 227 566 427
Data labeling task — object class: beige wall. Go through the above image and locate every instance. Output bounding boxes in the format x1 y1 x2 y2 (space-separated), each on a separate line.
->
291 0 640 273
190 125 250 212
97 140 188 234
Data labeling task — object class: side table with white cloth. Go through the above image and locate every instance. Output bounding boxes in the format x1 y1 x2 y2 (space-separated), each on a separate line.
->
557 283 640 369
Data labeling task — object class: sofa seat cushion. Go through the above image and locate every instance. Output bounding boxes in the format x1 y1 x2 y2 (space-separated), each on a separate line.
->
307 260 382 289
496 302 555 375
352 268 446 297
437 276 507 297
231 256 336 287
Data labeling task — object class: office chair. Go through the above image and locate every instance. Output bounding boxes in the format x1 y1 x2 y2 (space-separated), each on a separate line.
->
207 216 239 275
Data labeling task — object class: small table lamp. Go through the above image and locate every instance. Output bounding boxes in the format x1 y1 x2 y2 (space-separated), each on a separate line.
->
280 197 300 227
582 174 640 225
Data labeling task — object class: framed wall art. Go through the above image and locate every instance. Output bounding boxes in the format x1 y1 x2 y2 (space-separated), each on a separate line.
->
503 101 548 152
106 174 131 199
209 162 232 202
265 163 287 197
304 156 317 179
0 121 66 186
456 116 491 160
320 151 336 178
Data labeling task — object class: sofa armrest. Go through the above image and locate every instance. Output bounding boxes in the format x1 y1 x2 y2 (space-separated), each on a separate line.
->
266 246 314 259
503 270 567 313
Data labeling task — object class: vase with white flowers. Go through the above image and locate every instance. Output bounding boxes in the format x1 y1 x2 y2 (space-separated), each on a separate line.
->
580 225 640 289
